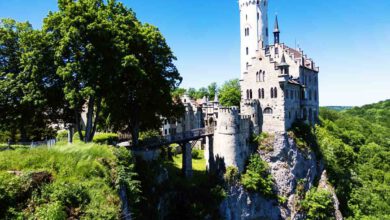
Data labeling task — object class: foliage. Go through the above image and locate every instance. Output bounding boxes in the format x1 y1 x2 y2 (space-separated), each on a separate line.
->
218 79 241 107
224 166 240 185
301 187 334 220
0 143 140 219
191 149 202 159
56 130 68 142
316 102 390 219
134 150 223 219
241 154 274 197
289 121 318 152
254 132 274 152
92 133 119 145
186 82 218 100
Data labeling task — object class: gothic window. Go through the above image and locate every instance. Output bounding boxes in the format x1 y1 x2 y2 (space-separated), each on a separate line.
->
262 88 265 99
262 71 265 82
264 107 273 114
257 12 259 20
250 89 253 99
275 47 279 55
256 72 259 82
258 89 261 99
274 87 278 98
246 90 249 99
270 88 274 98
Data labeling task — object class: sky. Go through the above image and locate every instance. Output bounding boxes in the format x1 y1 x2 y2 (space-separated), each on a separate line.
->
0 0 389 106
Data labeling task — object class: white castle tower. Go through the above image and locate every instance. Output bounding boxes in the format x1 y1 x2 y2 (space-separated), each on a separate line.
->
239 0 269 77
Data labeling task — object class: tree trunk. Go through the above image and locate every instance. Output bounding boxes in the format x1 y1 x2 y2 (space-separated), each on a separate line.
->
75 110 84 141
85 96 95 142
91 97 102 140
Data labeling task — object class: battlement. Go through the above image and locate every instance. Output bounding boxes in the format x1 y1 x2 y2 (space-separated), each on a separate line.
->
242 99 260 106
239 0 266 8
219 106 240 114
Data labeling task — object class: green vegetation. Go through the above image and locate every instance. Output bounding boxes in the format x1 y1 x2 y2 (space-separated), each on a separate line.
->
316 100 390 219
218 79 241 107
0 0 182 144
93 133 119 145
0 143 140 219
300 187 334 220
254 132 275 152
240 154 274 197
172 149 206 172
134 149 225 219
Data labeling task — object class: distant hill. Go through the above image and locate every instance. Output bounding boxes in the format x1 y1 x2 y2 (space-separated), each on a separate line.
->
323 106 353 111
345 99 390 129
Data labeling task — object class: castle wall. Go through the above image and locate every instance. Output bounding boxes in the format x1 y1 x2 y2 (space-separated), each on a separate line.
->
210 107 253 172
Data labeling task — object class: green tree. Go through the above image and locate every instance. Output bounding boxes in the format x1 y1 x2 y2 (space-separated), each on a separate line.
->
207 82 218 100
218 79 241 107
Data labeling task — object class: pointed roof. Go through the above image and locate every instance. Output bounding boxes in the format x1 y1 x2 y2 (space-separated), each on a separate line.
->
278 53 289 67
274 15 280 33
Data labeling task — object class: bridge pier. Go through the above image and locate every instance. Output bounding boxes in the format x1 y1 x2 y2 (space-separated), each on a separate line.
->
181 142 193 178
205 135 215 174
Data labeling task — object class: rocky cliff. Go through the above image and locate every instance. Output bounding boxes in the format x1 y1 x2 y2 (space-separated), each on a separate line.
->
220 133 342 220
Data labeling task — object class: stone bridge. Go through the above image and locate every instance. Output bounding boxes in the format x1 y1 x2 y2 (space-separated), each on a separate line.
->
129 127 214 178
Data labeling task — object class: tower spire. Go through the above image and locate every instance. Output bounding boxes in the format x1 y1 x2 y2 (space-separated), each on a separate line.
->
273 15 280 44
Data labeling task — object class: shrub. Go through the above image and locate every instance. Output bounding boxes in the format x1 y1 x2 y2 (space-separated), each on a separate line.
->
56 130 68 142
191 149 202 159
93 133 119 145
254 132 274 152
241 154 274 197
224 166 239 184
301 187 334 220
35 201 67 220
139 130 160 141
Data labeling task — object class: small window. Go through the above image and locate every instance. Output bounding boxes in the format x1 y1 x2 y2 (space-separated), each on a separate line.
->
246 62 249 70
246 47 249 55
264 107 273 114
270 88 274 98
262 88 265 99
258 89 261 99
257 12 259 20
250 89 253 99
274 87 278 98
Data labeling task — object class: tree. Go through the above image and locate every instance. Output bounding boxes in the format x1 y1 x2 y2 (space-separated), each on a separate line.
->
43 0 124 142
187 88 197 99
207 82 218 100
218 79 241 107
101 2 183 145
0 19 67 141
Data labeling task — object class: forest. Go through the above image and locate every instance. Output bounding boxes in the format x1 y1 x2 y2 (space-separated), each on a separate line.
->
317 100 389 219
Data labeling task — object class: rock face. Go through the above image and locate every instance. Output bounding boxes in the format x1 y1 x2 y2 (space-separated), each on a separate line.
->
220 133 324 220
318 171 343 220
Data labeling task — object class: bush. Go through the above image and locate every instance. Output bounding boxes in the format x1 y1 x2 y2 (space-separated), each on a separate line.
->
56 130 68 142
93 133 118 145
191 149 202 159
301 187 334 220
224 166 239 184
241 154 274 197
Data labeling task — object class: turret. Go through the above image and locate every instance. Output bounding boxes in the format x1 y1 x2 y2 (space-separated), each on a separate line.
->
239 0 269 77
273 15 280 44
241 99 260 134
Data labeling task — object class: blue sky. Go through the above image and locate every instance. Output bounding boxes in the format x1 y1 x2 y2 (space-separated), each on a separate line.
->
1 0 389 106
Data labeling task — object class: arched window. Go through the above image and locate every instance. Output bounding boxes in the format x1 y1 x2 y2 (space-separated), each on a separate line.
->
250 89 253 99
246 47 249 55
258 89 261 99
246 62 249 70
256 72 259 82
262 71 265 82
264 107 273 114
246 90 249 99
262 89 265 99
274 87 278 98
270 88 274 98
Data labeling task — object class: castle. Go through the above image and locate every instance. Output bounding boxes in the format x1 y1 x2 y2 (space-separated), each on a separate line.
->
210 0 320 172
162 0 319 172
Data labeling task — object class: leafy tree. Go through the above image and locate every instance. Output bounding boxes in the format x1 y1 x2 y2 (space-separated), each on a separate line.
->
187 88 197 99
207 82 218 100
172 88 186 99
218 79 241 107
301 187 334 220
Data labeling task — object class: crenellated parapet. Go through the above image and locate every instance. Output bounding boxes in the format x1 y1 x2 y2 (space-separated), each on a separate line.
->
239 0 267 8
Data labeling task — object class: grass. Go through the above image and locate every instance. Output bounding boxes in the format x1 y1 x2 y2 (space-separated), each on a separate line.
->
172 150 207 172
0 142 124 219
